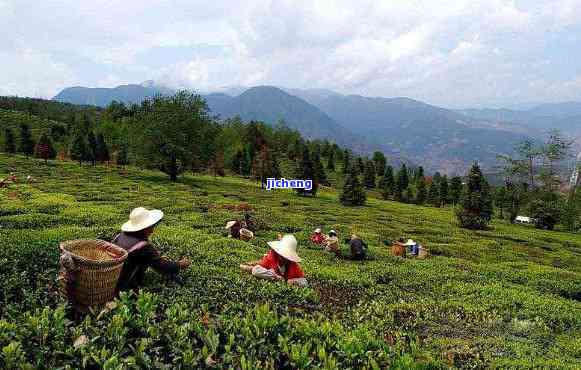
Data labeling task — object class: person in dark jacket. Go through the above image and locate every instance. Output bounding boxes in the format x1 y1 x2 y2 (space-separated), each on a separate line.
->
345 234 367 260
225 220 243 239
113 207 190 291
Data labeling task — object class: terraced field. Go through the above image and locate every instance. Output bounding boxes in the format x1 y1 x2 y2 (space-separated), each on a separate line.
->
1 154 580 369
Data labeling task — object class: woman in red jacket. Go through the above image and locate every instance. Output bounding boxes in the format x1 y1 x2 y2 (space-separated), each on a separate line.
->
310 228 325 245
240 234 308 287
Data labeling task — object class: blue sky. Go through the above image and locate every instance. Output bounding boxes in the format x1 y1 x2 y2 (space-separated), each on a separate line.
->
1 0 580 108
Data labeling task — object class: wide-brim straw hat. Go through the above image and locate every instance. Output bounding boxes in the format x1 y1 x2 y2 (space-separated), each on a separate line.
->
267 234 301 263
225 221 237 230
121 207 164 232
314 228 322 233
404 239 417 246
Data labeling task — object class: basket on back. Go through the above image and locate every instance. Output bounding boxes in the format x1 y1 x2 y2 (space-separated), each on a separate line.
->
240 228 254 241
391 243 406 257
59 239 128 308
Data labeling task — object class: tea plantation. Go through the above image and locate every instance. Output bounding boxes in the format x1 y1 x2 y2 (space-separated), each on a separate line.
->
1 154 580 369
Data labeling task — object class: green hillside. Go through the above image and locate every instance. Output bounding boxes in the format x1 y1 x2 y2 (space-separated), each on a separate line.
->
1 155 580 368
0 109 67 140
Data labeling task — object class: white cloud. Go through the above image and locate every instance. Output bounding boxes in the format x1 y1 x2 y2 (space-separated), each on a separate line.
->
0 48 77 98
2 0 581 105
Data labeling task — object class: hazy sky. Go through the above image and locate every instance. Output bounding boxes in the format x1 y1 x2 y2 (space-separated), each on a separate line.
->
2 0 581 107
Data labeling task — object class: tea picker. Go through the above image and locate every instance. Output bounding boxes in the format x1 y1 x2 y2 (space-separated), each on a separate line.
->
310 227 325 245
345 234 368 260
240 234 308 287
112 207 191 291
225 220 254 241
58 207 190 312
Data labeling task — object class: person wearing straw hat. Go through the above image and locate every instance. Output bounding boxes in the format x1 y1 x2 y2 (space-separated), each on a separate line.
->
113 207 190 291
240 234 308 287
404 239 420 256
225 220 242 239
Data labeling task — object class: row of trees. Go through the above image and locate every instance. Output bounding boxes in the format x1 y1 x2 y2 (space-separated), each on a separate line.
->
2 123 115 165
2 93 577 232
3 125 34 157
1 124 54 162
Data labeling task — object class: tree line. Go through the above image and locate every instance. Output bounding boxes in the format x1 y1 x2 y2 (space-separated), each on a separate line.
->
1 93 577 232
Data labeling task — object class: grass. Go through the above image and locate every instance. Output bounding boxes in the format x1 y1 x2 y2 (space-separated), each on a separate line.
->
1 154 580 369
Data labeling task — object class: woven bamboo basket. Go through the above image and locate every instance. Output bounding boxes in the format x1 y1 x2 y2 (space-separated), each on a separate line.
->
59 240 128 307
240 228 254 241
391 243 406 257
418 247 429 259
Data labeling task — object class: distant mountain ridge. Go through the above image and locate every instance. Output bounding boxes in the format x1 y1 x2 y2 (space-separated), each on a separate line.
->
204 86 375 153
53 82 174 106
300 94 531 174
457 102 581 135
52 82 581 174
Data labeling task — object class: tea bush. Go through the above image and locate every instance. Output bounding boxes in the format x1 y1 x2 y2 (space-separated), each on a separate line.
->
1 154 580 369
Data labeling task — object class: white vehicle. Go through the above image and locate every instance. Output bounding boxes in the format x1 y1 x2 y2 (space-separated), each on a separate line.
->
515 216 534 224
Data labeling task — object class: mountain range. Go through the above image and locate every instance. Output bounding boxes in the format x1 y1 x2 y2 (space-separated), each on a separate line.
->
52 82 580 174
456 103 581 136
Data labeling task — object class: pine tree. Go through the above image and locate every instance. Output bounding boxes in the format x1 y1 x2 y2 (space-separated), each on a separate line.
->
268 150 282 179
372 151 387 177
34 132 56 163
296 146 318 196
440 175 449 206
363 159 376 188
416 176 427 204
456 163 493 229
213 150 225 177
357 157 365 174
95 133 110 163
86 131 97 165
450 176 463 205
340 167 366 206
19 124 34 158
342 149 351 173
232 149 244 175
395 164 409 201
241 147 252 176
432 172 442 188
313 149 328 186
321 140 331 157
415 166 425 182
380 166 395 200
117 142 129 168
70 132 87 166
3 128 16 154
327 150 335 171
256 146 269 184
428 181 440 207
334 145 343 162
